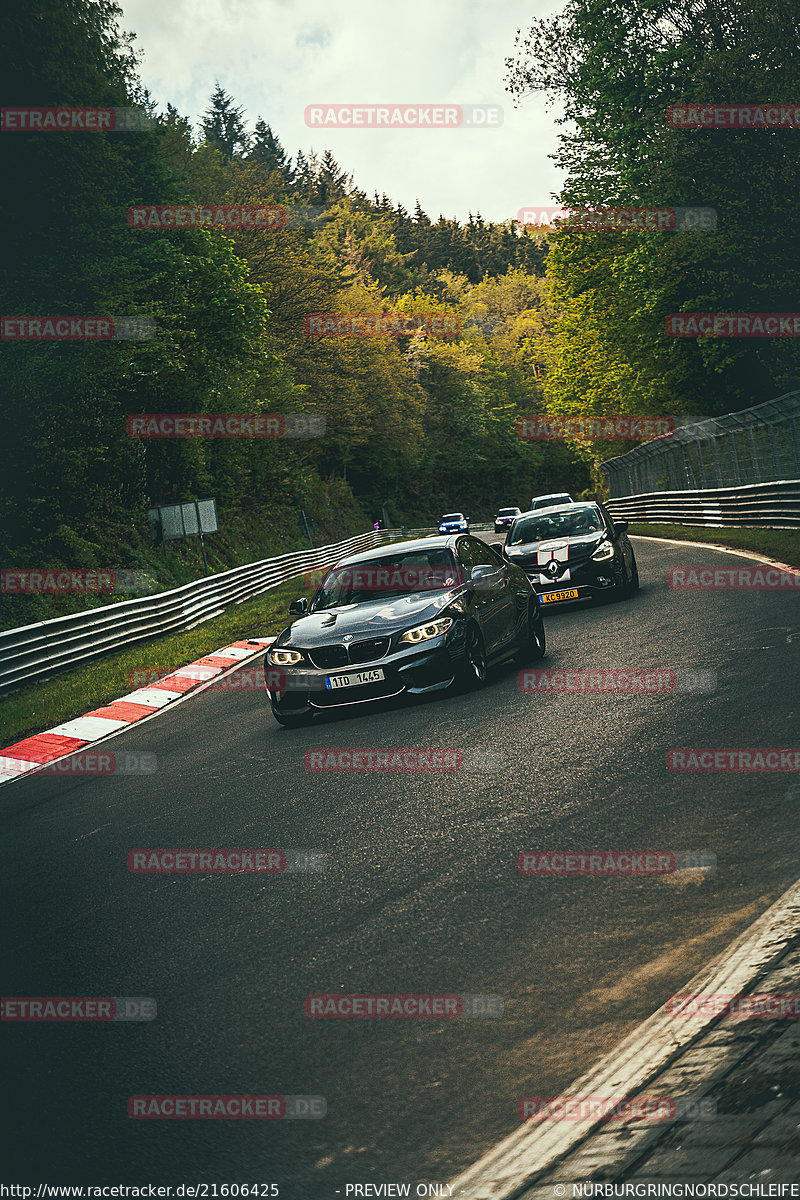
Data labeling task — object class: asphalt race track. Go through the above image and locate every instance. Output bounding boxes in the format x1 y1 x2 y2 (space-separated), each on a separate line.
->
2 537 799 1195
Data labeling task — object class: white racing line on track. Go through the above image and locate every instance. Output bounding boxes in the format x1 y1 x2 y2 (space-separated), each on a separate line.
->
629 532 797 575
449 874 800 1199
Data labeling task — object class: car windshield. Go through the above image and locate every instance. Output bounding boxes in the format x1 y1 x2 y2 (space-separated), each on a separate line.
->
508 506 604 545
313 548 461 609
532 494 570 508
497 508 518 517
441 514 463 522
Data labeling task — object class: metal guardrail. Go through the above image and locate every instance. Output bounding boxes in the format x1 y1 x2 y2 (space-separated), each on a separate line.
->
604 480 800 528
0 523 494 694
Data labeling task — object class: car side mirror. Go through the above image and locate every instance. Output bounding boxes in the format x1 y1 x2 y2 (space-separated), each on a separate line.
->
470 565 501 588
613 520 629 534
489 542 504 554
289 597 309 616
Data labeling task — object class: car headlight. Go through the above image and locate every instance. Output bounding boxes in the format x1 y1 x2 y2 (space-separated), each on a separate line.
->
399 617 453 644
592 540 614 561
267 648 304 665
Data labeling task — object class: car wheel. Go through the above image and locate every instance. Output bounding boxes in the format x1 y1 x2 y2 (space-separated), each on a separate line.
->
517 599 546 663
626 550 640 595
271 708 314 728
614 557 631 601
616 550 639 600
460 622 488 689
596 554 631 605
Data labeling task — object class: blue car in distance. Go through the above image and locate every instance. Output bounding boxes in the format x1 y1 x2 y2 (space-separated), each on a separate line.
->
438 512 470 533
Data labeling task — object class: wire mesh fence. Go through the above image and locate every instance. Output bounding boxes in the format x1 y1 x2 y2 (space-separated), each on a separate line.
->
601 391 800 497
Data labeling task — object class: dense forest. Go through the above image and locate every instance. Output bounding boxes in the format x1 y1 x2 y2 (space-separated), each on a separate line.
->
507 0 800 423
1 0 798 626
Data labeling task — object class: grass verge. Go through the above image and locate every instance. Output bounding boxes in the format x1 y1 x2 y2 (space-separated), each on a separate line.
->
629 523 800 567
0 575 312 749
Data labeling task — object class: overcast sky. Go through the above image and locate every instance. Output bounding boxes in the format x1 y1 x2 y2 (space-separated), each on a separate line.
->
119 0 567 224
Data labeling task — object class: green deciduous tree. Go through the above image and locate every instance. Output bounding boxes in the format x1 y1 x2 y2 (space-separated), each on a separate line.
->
506 0 800 447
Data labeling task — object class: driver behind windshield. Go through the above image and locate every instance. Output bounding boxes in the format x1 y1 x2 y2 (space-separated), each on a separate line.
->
509 507 602 545
315 548 460 609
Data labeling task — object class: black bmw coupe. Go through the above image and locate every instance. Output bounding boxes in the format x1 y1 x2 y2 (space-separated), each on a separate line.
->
265 535 545 725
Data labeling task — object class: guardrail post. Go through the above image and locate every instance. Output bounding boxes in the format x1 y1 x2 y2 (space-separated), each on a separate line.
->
748 426 761 482
728 432 742 486
680 444 695 488
696 439 709 488
710 436 723 487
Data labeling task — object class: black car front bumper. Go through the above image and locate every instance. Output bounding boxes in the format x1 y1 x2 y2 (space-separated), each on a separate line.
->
266 632 465 718
516 558 618 604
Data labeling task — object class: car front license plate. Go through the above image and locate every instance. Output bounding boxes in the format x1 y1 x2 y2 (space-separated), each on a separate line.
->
539 588 579 604
325 669 385 689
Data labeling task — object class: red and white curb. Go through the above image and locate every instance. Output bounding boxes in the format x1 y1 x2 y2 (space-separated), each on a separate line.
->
0 637 275 787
